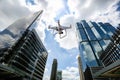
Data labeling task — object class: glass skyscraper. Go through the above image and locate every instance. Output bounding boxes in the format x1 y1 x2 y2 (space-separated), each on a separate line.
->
76 20 116 80
0 10 48 80
94 25 120 79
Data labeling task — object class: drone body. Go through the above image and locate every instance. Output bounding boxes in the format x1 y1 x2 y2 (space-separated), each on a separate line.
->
48 20 71 38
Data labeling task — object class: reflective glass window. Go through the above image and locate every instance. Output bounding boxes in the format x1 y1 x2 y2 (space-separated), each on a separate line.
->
77 23 83 29
79 28 88 41
77 30 82 41
99 22 114 36
81 42 99 67
79 43 87 70
104 23 116 33
81 20 90 28
87 22 93 28
90 41 103 58
117 44 120 50
99 40 110 50
84 27 97 40
91 27 101 40
91 22 110 39
0 11 41 49
29 19 38 30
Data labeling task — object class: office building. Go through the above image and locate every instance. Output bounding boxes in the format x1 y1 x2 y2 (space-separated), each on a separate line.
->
77 55 85 80
76 20 116 80
93 25 120 79
0 10 48 80
50 59 58 80
57 70 62 80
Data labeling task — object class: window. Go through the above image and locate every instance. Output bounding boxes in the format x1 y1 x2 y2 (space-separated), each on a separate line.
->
77 23 83 29
99 40 110 50
91 22 110 39
105 23 116 33
81 20 90 28
90 41 103 58
81 42 99 67
79 28 88 41
99 22 114 37
84 27 97 40
91 27 102 40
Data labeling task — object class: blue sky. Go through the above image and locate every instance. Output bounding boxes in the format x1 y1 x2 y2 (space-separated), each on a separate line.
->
0 0 120 80
44 29 78 68
43 27 79 79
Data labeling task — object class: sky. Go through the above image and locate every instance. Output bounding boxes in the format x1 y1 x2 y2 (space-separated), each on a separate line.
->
0 0 120 80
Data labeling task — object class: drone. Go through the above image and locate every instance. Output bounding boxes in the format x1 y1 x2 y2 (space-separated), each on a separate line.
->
48 20 71 38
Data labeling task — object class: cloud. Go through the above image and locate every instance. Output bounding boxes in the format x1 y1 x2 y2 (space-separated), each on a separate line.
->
67 0 117 20
26 0 48 12
0 0 30 31
43 68 50 80
91 1 120 27
62 67 79 80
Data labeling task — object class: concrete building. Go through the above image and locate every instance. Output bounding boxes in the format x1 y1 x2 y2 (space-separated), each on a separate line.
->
77 55 85 80
50 59 58 80
76 20 117 80
57 70 62 80
0 10 48 80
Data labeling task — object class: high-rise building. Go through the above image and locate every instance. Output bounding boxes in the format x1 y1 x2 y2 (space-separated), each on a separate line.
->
50 59 58 80
93 25 120 80
77 55 85 80
0 10 48 80
76 20 116 80
57 70 62 80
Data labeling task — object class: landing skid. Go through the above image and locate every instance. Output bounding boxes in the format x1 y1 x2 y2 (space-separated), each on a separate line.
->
60 29 67 39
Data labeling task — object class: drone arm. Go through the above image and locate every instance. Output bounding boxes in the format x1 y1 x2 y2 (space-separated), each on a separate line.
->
62 25 72 29
48 26 57 30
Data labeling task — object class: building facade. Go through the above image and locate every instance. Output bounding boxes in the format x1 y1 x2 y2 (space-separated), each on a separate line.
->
50 59 58 80
93 25 120 79
77 55 85 80
0 10 48 80
100 26 120 67
57 70 62 80
76 20 116 80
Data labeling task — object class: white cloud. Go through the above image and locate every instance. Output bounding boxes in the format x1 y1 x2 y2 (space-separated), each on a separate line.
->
67 0 117 20
91 3 120 27
43 68 50 80
62 67 79 80
68 0 120 26
0 0 30 31
26 0 48 12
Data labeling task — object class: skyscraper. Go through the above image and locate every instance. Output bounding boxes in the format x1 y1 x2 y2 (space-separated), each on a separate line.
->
57 70 62 80
0 10 48 80
77 55 85 80
50 59 58 80
93 25 120 80
76 20 116 80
